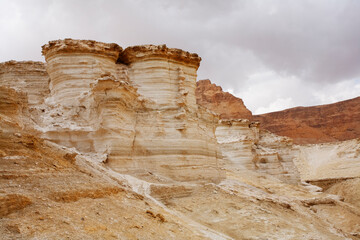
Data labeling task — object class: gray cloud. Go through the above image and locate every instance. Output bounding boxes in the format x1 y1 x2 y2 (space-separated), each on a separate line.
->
1 0 359 113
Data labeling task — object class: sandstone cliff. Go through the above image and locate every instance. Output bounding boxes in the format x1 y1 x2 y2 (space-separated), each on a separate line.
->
215 119 301 184
1 39 360 239
1 40 224 183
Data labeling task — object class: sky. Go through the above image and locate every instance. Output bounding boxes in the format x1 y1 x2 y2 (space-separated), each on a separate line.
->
1 0 360 114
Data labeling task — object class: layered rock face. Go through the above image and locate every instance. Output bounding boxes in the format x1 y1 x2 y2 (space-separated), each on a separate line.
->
119 45 200 110
216 119 301 184
0 61 49 106
38 39 223 183
42 39 123 107
196 79 252 120
115 45 222 182
253 97 360 144
1 39 360 239
216 119 258 169
296 139 360 182
0 86 30 130
39 40 138 167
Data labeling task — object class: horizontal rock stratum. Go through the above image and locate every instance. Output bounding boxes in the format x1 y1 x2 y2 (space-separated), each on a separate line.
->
253 97 360 144
0 39 359 239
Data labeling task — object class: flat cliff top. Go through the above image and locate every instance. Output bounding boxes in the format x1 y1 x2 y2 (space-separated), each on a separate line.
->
41 39 122 61
41 39 201 68
117 44 201 68
0 61 45 72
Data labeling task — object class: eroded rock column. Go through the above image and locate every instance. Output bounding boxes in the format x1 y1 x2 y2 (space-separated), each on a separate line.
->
42 39 123 106
118 45 199 110
40 39 138 159
114 45 224 183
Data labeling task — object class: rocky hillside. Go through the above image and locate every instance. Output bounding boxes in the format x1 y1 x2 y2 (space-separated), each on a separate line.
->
253 97 360 144
196 79 360 144
1 39 360 239
195 79 252 120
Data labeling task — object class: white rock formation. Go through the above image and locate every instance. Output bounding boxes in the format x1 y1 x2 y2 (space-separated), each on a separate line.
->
1 38 358 186
216 119 301 184
38 39 224 183
296 138 360 182
216 118 360 185
42 39 123 107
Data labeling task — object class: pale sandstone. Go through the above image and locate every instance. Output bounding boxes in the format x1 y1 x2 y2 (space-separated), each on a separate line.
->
296 139 360 182
42 39 123 107
216 119 301 184
0 61 49 106
118 44 200 110
0 39 359 239
216 119 258 169
113 44 222 183
39 39 223 183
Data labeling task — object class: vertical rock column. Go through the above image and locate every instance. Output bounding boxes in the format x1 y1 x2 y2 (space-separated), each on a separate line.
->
41 39 138 157
42 39 123 107
118 45 198 110
117 45 224 183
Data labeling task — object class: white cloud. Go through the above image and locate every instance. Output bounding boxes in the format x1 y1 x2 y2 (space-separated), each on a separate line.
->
312 79 360 105
256 98 295 114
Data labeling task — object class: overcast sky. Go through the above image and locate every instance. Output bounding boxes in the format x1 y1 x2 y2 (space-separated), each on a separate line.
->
1 0 360 114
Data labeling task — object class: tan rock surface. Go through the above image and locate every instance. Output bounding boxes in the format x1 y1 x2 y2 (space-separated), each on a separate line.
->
42 39 123 107
6 39 224 183
0 118 212 239
0 39 359 239
296 139 360 182
0 61 49 106
216 119 301 184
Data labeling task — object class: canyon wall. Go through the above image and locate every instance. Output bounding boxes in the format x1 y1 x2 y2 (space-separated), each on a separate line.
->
216 119 301 184
0 61 49 107
115 45 222 182
215 117 360 185
2 39 224 183
196 79 360 144
1 39 360 239
296 139 360 182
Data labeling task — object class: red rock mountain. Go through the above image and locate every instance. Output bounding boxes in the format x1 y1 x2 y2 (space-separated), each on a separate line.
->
195 79 252 120
195 79 360 144
253 97 360 144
